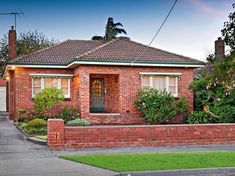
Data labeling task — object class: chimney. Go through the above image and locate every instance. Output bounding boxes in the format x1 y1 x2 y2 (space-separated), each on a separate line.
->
215 37 225 59
8 26 17 60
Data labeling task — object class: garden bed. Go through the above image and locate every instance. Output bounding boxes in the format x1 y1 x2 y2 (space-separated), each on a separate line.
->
14 122 47 145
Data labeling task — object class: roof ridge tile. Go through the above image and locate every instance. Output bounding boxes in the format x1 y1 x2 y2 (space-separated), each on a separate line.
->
75 38 120 59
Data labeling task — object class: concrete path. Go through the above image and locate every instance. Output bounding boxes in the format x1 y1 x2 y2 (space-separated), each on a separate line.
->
0 115 117 176
53 143 235 156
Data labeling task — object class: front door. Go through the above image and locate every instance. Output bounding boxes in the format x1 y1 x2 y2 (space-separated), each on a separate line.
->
90 78 104 112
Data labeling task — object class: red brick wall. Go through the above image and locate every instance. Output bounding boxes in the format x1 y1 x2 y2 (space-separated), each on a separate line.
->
9 65 194 122
9 67 78 120
74 65 194 124
48 119 235 150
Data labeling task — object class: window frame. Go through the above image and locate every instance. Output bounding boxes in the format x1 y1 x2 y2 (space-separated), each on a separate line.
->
140 73 181 97
32 77 71 98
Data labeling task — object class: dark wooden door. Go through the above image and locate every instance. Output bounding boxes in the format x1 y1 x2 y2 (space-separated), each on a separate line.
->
90 78 104 112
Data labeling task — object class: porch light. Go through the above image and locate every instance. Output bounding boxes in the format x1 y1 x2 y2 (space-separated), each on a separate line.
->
11 66 16 70
6 76 10 81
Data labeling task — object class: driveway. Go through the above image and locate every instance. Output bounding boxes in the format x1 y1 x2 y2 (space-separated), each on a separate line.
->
0 115 117 176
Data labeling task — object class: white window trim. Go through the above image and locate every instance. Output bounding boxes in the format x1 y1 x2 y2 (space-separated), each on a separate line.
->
29 73 73 77
32 77 71 98
141 74 179 97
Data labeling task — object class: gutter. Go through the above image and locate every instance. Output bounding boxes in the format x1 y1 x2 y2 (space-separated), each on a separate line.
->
5 60 204 77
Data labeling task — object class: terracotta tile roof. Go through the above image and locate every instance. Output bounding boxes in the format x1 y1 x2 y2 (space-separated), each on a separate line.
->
9 38 204 66
76 39 204 64
8 40 103 65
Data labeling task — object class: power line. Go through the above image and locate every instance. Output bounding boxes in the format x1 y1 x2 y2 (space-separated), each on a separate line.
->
131 0 178 64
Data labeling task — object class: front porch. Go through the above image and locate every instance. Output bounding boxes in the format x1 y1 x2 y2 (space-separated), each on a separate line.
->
75 66 143 125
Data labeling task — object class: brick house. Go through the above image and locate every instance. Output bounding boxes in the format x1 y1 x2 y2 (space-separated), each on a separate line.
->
5 27 204 123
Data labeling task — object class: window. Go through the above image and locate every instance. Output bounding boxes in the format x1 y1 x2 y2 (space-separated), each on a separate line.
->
141 75 178 97
32 78 41 95
32 78 70 98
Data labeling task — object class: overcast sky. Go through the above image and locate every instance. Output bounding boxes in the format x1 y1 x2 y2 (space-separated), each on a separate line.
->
0 0 233 61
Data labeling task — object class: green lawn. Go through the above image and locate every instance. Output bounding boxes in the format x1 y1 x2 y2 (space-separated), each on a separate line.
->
35 135 47 140
61 151 235 172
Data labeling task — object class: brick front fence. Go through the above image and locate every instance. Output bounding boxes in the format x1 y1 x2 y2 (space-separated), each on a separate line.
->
47 119 235 150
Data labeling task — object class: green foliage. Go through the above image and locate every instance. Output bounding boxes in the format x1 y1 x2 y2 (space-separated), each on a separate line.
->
91 36 104 41
16 117 34 123
20 122 28 130
135 88 187 124
189 77 210 110
25 127 47 135
66 119 91 126
105 17 127 42
20 119 47 135
221 3 235 53
92 17 127 42
35 135 47 140
190 53 235 123
58 106 79 123
26 118 47 129
16 30 57 57
33 87 64 117
186 111 211 124
16 108 35 120
176 96 189 113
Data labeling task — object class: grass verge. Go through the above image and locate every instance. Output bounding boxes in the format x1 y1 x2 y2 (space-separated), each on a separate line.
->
61 151 235 172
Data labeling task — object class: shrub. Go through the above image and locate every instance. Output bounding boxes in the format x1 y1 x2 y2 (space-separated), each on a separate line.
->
135 88 179 124
66 119 91 126
20 122 27 130
20 119 47 135
16 117 35 123
33 87 64 117
26 118 47 129
185 111 212 124
26 127 47 135
176 96 189 113
58 106 79 123
189 53 235 123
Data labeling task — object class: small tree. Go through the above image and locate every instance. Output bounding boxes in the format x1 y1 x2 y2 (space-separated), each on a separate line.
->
91 17 127 42
135 88 188 124
33 87 64 117
221 3 235 53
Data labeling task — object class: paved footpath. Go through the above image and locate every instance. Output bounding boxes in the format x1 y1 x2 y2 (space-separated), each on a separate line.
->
0 115 117 176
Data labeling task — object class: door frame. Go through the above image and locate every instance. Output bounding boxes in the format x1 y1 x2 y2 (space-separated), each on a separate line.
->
90 78 105 112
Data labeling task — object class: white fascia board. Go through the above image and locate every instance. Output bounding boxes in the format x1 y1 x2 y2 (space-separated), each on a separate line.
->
7 61 204 69
139 72 182 76
70 61 204 68
7 64 67 68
